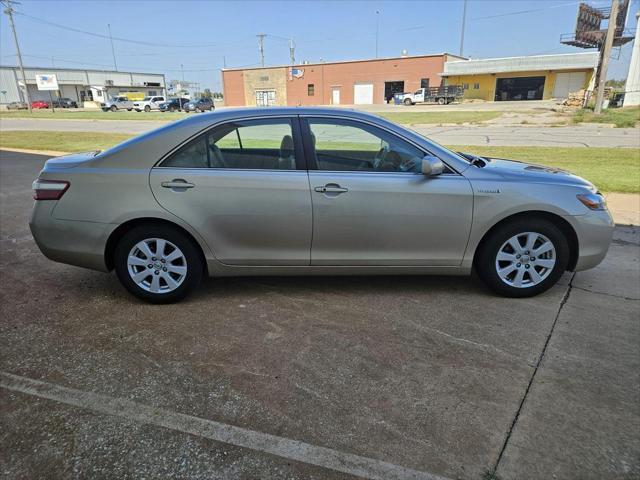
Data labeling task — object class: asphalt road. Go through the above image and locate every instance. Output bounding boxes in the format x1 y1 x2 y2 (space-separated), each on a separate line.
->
1 150 638 480
2 117 639 148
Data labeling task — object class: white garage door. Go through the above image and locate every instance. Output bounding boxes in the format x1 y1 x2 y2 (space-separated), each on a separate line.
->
353 83 374 104
553 72 586 99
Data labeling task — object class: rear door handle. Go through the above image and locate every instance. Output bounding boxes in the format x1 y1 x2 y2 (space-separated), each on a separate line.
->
161 179 195 189
314 184 348 194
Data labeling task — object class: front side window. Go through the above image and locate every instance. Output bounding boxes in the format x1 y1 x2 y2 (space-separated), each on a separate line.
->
162 118 297 170
308 118 424 173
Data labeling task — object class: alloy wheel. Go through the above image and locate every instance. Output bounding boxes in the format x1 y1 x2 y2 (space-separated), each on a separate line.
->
127 238 187 293
495 232 556 288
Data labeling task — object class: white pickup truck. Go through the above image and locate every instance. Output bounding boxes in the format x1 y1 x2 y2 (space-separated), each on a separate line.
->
133 96 166 112
397 86 463 106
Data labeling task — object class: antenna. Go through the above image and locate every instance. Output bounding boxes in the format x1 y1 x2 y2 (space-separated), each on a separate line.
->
289 38 295 65
257 33 266 67
107 23 118 71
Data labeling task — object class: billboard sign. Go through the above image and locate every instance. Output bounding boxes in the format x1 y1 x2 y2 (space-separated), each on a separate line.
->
35 74 59 91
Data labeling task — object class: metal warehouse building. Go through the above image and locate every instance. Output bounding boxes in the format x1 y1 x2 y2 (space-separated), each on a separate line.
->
442 52 599 101
0 66 166 107
222 53 465 107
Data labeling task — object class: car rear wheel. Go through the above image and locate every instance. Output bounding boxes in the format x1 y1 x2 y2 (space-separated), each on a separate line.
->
476 218 569 297
114 225 203 303
437 97 446 105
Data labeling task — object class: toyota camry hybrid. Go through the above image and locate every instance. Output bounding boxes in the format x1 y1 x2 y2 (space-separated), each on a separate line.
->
30 107 614 303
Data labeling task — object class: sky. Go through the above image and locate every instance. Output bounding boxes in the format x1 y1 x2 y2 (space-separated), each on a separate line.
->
1 0 638 92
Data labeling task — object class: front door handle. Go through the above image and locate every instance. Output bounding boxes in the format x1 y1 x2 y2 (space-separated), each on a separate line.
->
314 184 348 194
161 179 195 190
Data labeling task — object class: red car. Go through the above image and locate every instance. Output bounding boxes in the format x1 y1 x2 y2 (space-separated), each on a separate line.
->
31 100 49 109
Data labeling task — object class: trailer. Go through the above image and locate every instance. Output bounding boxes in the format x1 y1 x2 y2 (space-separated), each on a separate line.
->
396 85 463 105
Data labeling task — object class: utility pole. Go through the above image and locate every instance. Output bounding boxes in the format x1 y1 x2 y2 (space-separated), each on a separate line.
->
2 0 31 112
459 0 468 57
107 23 118 71
594 0 619 114
180 64 184 82
289 38 295 65
375 10 380 58
222 55 227 69
257 33 266 67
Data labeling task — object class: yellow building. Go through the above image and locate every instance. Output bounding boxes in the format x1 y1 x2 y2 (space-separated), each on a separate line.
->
442 52 599 101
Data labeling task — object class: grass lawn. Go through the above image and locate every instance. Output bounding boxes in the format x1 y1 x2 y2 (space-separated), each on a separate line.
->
449 145 640 194
572 106 640 128
0 131 132 152
378 111 501 125
0 109 503 125
1 131 637 193
0 109 185 121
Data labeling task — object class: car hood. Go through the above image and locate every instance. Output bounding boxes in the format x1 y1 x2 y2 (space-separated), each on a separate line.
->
43 151 100 170
479 156 595 190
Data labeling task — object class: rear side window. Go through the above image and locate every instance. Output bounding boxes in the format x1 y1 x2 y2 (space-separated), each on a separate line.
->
161 118 298 170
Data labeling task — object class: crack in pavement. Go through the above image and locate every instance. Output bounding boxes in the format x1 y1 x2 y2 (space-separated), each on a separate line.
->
490 273 575 477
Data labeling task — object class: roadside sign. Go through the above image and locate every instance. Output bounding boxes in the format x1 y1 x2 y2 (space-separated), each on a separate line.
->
35 74 59 91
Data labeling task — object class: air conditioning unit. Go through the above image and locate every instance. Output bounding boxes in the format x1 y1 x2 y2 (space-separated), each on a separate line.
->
105 80 114 86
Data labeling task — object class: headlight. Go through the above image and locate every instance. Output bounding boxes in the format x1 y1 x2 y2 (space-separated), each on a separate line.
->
577 192 606 211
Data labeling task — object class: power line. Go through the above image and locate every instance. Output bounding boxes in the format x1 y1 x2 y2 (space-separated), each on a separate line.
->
472 1 583 20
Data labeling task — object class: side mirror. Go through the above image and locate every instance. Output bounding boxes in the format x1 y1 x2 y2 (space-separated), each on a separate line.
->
421 155 444 176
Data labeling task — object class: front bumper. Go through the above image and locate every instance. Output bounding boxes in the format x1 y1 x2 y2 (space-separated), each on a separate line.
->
571 208 615 271
29 201 113 272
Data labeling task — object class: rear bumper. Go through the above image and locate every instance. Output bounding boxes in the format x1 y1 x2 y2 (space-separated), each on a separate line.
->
29 201 113 273
571 209 615 271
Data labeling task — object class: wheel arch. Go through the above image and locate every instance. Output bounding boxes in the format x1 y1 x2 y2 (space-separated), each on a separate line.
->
473 210 579 271
104 217 208 274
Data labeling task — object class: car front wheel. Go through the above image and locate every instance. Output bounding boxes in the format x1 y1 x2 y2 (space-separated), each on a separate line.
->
476 218 569 297
114 225 203 303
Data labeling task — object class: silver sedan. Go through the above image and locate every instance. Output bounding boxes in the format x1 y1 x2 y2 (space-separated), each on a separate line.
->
30 107 614 303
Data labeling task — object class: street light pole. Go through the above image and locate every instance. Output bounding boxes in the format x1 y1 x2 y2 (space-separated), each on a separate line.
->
375 10 380 58
257 33 266 67
2 0 31 112
459 0 468 57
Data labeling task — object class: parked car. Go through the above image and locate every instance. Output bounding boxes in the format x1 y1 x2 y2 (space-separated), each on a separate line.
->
159 98 190 112
51 97 78 108
6 101 28 110
183 97 214 112
31 100 49 109
29 107 613 303
133 96 165 112
101 96 134 112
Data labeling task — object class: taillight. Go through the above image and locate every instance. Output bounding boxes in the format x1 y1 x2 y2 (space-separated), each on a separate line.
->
32 179 70 200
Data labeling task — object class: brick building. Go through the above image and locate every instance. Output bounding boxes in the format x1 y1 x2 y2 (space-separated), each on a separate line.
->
222 53 465 107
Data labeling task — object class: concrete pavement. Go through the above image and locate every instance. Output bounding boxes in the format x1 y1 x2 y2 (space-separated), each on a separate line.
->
2 116 639 147
1 150 638 480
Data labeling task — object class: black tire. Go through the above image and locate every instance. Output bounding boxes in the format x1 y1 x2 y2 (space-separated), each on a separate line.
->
144 105 151 112
110 105 117 112
114 224 203 304
476 218 569 298
437 97 446 105
127 108 132 111
403 98 412 106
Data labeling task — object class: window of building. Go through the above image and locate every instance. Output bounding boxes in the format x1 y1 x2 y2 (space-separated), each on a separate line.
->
463 83 469 90
308 84 315 96
307 118 424 173
473 83 480 90
259 75 269 81
420 78 430 89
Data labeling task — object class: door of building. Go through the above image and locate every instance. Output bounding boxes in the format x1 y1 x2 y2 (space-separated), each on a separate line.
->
331 88 340 105
353 83 374 104
553 72 586 99
255 90 276 106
